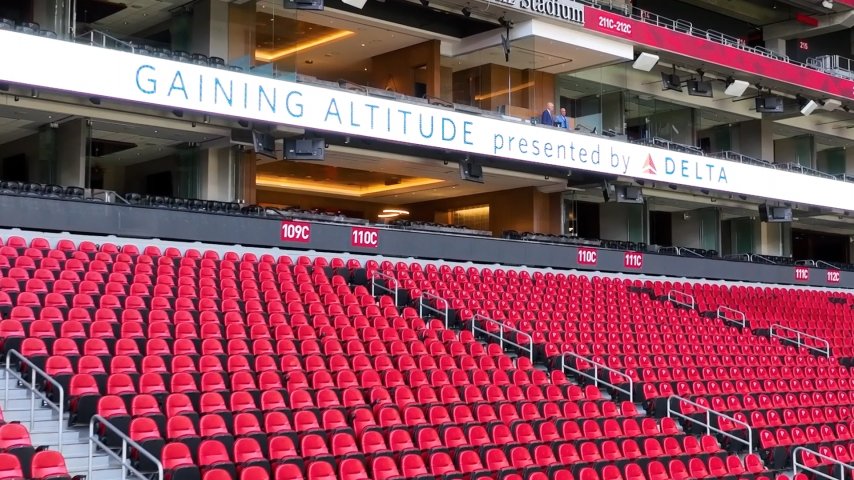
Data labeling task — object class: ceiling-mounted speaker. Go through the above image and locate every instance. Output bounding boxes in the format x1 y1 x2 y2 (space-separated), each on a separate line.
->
724 79 749 97
632 52 660 72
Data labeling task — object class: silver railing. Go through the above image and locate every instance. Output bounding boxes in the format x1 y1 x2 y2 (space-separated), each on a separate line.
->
711 151 772 167
667 289 696 309
658 246 704 258
75 28 136 52
3 350 64 449
471 314 533 362
89 415 163 480
817 260 841 270
418 291 450 328
370 271 399 306
717 306 747 329
793 446 854 480
770 324 831 357
807 55 854 81
560 352 633 402
667 395 753 454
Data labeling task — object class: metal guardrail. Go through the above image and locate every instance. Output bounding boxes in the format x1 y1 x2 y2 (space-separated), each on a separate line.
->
817 260 841 270
370 271 399 306
89 415 164 480
418 291 450 328
716 306 747 329
807 55 854 81
770 324 831 357
667 395 753 454
560 352 633 402
659 246 704 258
76 29 136 52
667 289 696 309
777 163 837 180
471 314 533 362
793 446 854 480
3 350 64 449
711 151 772 168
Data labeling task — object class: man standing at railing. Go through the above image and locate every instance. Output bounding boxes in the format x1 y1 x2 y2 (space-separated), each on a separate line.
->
541 102 555 127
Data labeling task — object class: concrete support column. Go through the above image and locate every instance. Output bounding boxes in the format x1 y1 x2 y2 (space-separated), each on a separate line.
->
32 0 71 39
198 147 237 202
737 119 775 161
756 221 784 256
191 0 230 59
55 119 87 187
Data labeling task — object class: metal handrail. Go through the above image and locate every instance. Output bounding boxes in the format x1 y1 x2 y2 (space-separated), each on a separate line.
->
418 291 450 328
793 446 854 480
89 415 164 480
770 324 831 357
807 54 854 81
560 352 633 402
817 260 840 270
724 253 753 262
752 255 778 265
370 271 399 306
3 350 64 449
667 395 753 454
716 306 747 329
472 314 533 362
667 289 696 309
75 28 136 52
795 259 817 267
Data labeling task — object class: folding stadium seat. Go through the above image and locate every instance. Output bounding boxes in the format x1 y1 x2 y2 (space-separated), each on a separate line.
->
0 453 24 480
130 417 164 473
307 461 338 480
274 463 304 480
30 450 71 480
162 442 202 480
0 423 34 478
198 440 235 478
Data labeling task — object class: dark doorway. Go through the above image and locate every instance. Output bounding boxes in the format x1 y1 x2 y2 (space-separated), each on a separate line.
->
793 228 849 264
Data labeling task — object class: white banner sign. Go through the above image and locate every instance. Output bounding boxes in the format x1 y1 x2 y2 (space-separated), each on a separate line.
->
0 30 851 211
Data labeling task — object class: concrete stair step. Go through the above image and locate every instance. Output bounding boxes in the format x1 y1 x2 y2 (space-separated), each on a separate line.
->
2 397 62 412
28 430 85 448
0 387 36 401
2 408 62 422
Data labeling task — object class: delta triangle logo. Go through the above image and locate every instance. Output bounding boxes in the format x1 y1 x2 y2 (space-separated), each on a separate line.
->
641 154 657 175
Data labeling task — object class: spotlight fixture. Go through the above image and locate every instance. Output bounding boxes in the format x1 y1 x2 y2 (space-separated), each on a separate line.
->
823 0 833 9
461 6 471 16
632 52 659 72
30 88 38 98
342 0 368 8
822 98 842 111
798 95 819 116
724 77 750 97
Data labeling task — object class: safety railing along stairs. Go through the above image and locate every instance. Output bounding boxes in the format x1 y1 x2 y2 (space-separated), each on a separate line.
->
667 395 754 455
1 350 123 477
561 352 634 402
793 446 854 480
716 305 748 329
666 289 696 309
769 324 831 358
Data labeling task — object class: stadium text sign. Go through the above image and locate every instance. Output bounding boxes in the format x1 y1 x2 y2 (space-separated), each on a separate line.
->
280 221 311 243
2 31 854 211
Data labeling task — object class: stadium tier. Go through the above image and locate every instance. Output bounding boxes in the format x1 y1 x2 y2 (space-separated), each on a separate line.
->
0 232 849 479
